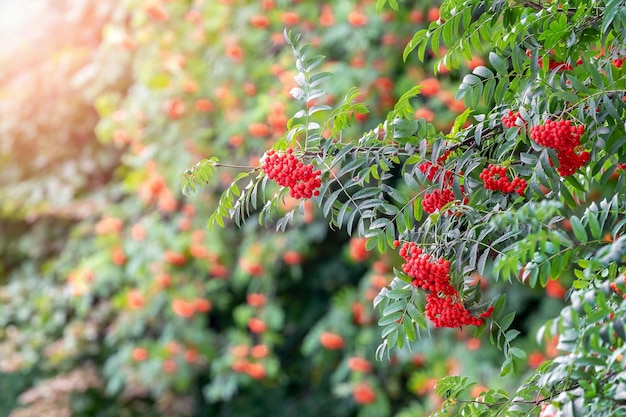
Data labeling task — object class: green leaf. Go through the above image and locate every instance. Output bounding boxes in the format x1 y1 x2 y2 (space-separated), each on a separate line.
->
587 212 601 240
383 301 407 316
431 27 441 58
510 347 527 359
309 72 333 87
392 85 422 119
540 263 551 287
385 288 413 299
413 199 423 222
602 0 622 34
378 311 403 326
489 52 508 74
388 327 400 348
585 60 605 89
404 29 429 62
477 249 490 276
500 357 513 376
403 316 417 341
331 145 355 168
570 216 588 243
473 66 494 78
565 74 589 94
500 312 516 331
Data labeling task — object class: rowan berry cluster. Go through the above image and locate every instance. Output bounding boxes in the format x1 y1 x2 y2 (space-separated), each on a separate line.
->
530 119 584 151
425 293 483 327
418 150 452 183
399 242 455 295
418 150 467 214
479 164 527 195
261 149 321 198
553 148 591 177
529 119 589 177
501 110 523 129
398 242 490 328
422 188 455 214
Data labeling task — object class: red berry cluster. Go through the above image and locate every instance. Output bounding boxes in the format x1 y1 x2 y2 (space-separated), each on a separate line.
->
479 165 527 195
398 242 491 328
261 149 321 199
418 150 467 214
425 293 483 328
418 150 451 183
529 119 589 177
529 119 584 151
422 188 455 214
399 242 455 295
553 148 591 177
501 110 524 129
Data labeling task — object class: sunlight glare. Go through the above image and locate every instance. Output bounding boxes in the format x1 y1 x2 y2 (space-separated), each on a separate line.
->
0 0 46 38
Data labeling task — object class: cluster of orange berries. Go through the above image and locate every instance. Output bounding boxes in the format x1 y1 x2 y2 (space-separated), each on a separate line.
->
131 342 200 375
231 344 270 380
530 119 589 177
479 164 527 195
261 149 321 198
397 241 492 328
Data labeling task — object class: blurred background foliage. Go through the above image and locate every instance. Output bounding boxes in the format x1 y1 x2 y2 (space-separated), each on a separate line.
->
0 0 567 415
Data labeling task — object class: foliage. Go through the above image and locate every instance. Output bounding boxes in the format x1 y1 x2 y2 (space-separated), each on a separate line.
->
185 0 626 415
1 0 521 416
2 0 625 416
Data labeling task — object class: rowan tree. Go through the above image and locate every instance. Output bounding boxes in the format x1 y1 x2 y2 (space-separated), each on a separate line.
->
183 0 626 415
